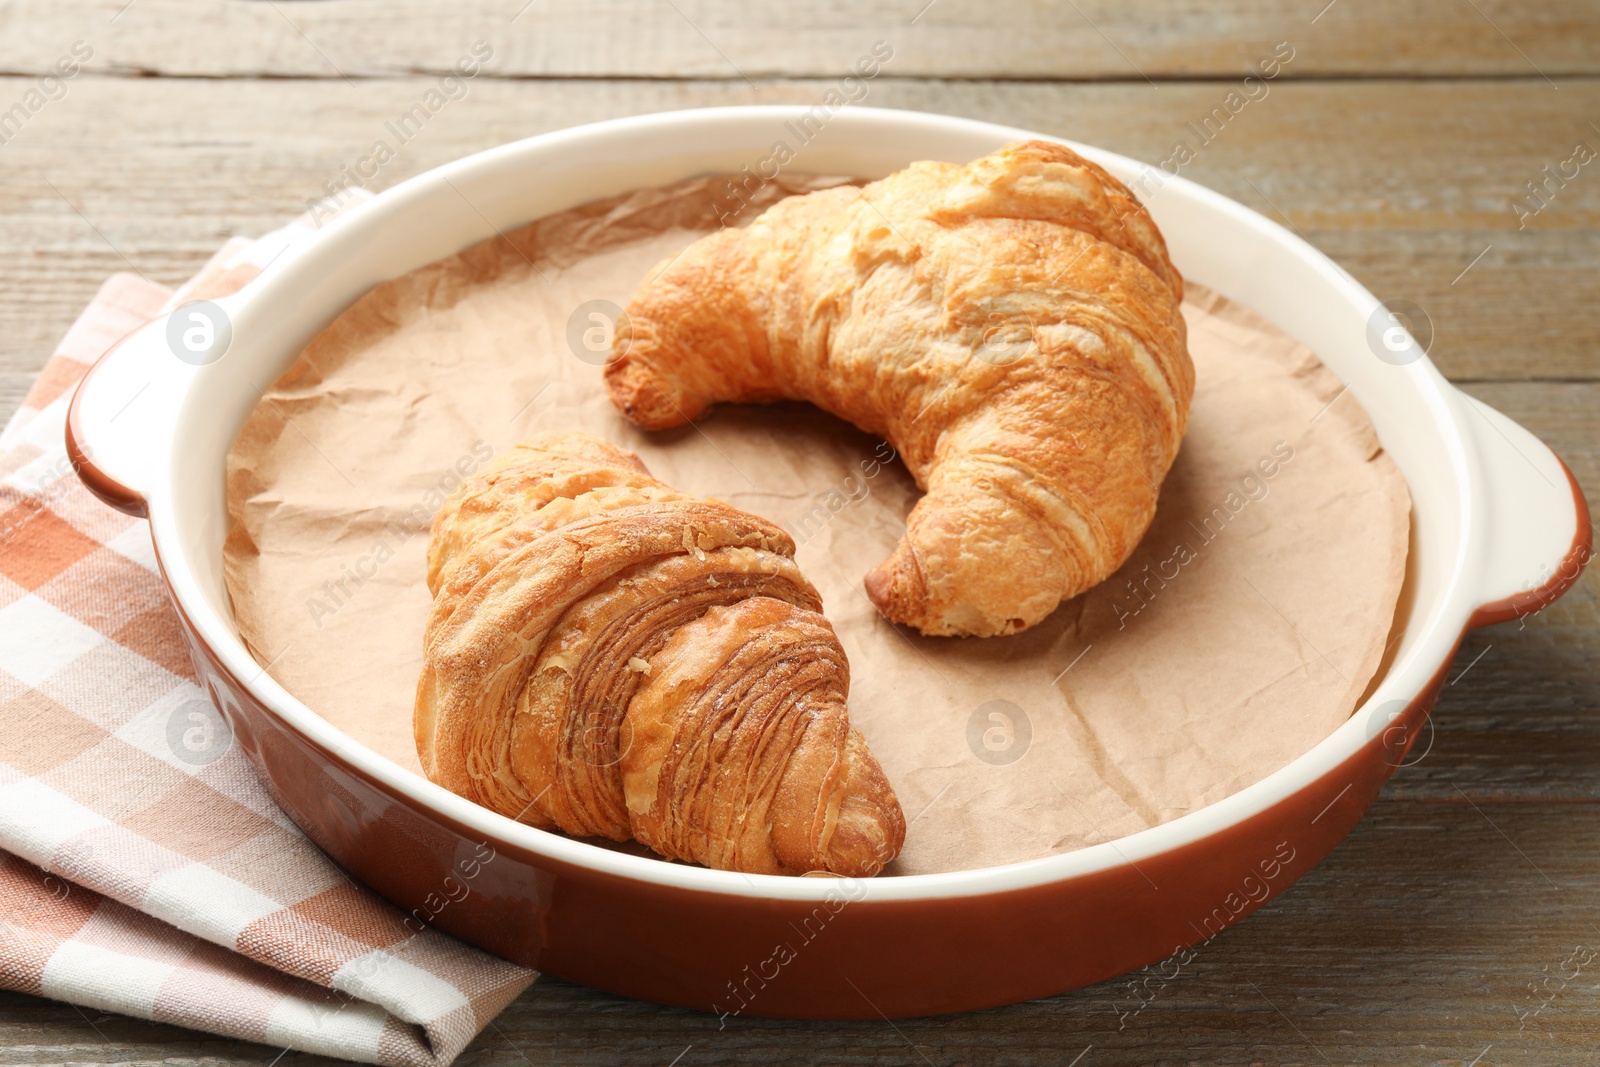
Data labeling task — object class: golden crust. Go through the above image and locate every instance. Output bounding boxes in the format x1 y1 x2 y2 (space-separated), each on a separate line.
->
623 597 905 876
605 140 1194 636
414 431 905 877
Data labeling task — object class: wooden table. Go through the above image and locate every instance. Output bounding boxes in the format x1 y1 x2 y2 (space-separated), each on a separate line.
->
2 2 1596 1063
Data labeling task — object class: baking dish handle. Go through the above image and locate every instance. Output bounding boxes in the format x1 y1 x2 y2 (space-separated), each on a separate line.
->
65 306 221 518
1458 392 1592 629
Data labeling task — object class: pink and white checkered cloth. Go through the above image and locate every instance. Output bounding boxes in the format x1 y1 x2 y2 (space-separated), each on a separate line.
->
0 213 537 1064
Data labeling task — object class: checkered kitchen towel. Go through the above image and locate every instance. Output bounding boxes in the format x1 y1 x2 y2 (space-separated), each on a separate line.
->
0 209 536 1064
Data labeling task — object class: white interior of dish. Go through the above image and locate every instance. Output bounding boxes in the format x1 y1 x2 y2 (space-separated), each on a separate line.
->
139 107 1565 902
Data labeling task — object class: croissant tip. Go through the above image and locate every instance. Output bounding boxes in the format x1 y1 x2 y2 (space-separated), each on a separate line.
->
863 552 930 630
817 798 906 879
808 730 907 878
602 360 697 431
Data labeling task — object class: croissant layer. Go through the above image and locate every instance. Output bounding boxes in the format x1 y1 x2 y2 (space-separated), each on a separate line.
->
606 140 1194 637
415 431 905 877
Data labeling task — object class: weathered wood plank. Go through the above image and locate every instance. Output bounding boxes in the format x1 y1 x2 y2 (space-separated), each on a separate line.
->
0 0 1594 1062
1 58 1595 1067
1383 382 1599 803
3 799 1598 1065
2 75 1598 423
0 386 1589 1051
0 0 1596 80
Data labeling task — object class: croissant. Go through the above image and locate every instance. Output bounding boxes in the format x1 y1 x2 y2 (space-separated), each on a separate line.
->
605 140 1194 637
414 431 905 877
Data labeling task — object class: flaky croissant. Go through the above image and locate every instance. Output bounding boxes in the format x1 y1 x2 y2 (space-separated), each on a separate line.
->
414 431 905 877
606 140 1194 637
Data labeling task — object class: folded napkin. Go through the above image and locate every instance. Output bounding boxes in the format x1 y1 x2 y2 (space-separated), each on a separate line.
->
0 209 537 1065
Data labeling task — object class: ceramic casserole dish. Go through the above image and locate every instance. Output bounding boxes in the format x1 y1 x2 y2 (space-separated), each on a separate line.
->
65 106 1591 1018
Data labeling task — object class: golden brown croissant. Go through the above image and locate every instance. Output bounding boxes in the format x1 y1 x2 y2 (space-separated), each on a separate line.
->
414 431 905 877
605 140 1194 637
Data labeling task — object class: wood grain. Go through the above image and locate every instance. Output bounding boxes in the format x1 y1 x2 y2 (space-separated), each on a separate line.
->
1 0 1596 80
0 380 1589 1061
3 798 1598 1066
3 75 1599 427
0 1 1595 1062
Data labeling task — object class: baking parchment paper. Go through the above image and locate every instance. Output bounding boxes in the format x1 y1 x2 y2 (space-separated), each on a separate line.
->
223 174 1410 875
